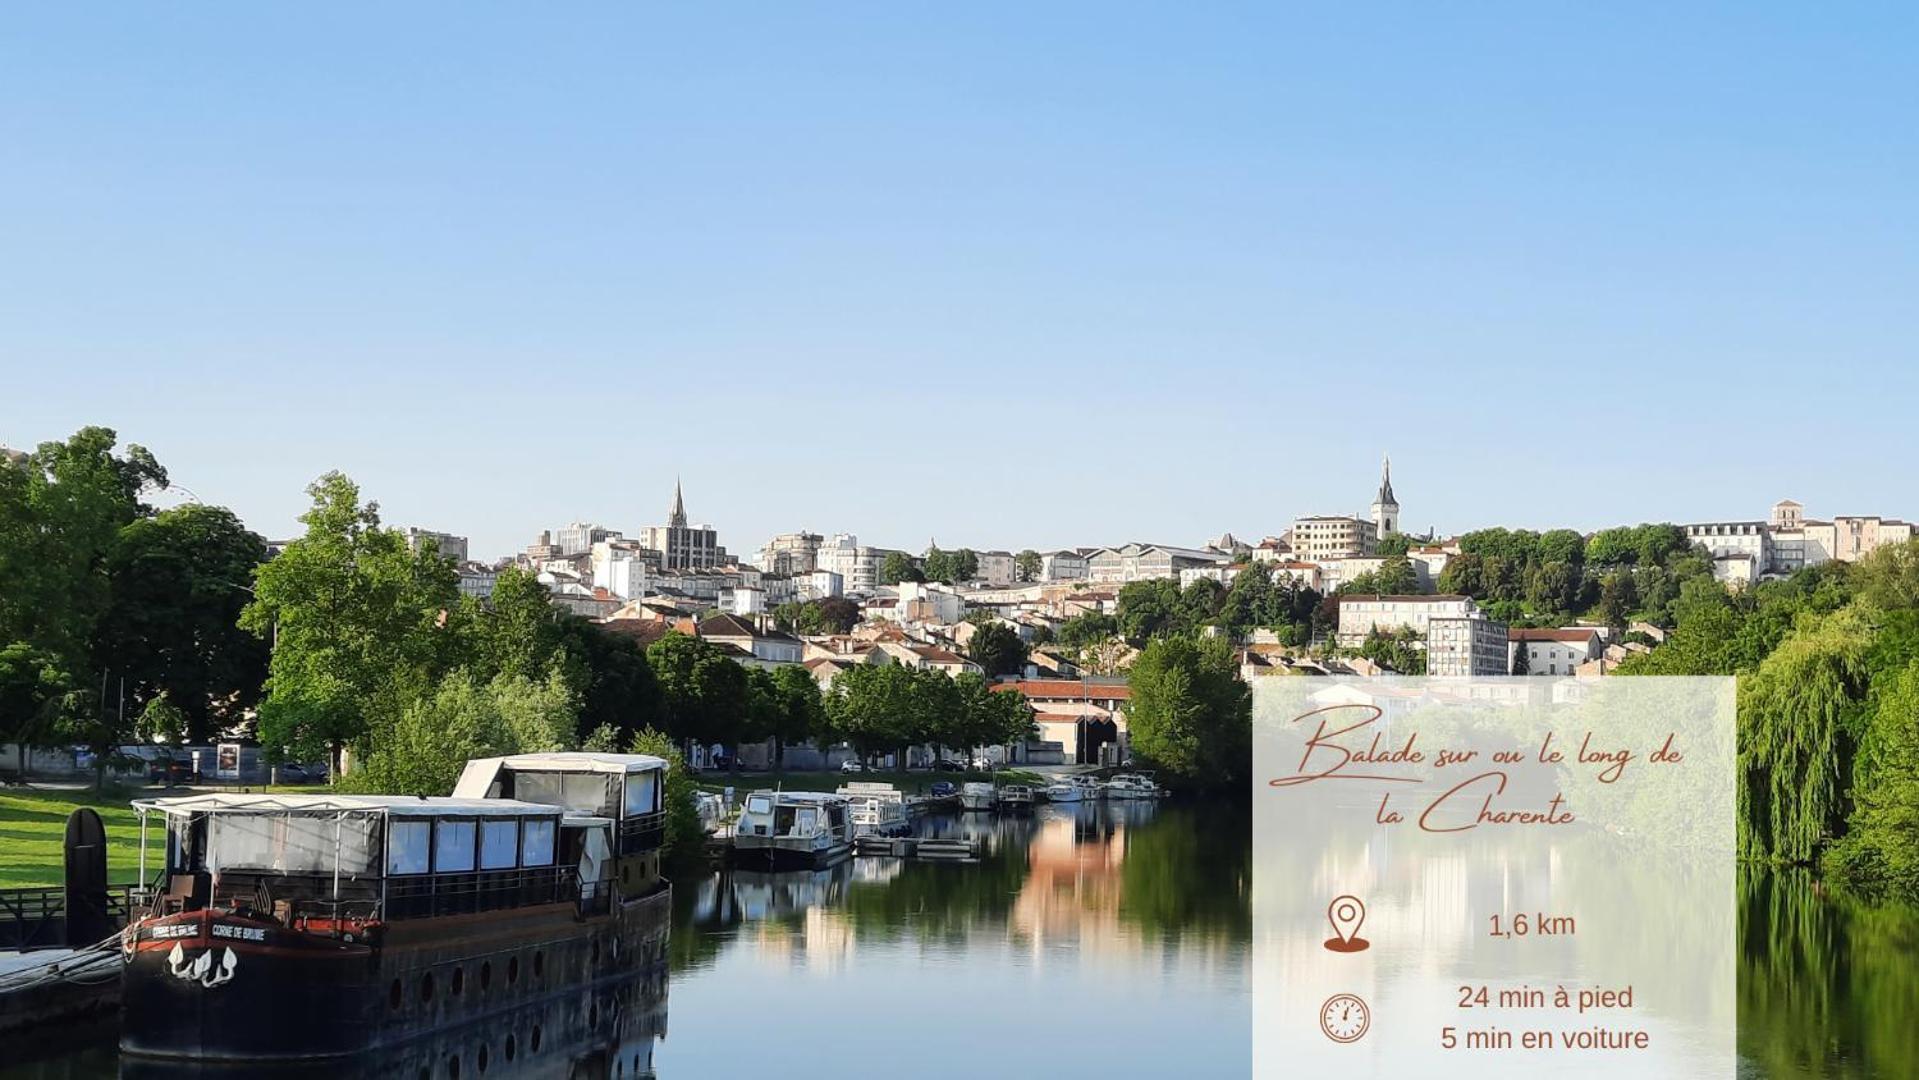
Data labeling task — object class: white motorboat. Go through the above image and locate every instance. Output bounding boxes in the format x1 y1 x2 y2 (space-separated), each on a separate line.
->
1104 773 1164 800
995 784 1036 813
1043 781 1084 803
837 781 911 836
730 790 856 868
959 782 996 812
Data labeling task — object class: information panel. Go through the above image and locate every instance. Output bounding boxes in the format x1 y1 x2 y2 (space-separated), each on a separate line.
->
1253 677 1736 1078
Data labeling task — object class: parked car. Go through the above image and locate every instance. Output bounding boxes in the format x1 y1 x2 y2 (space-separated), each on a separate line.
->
930 781 957 798
277 763 326 784
934 759 967 772
839 759 866 774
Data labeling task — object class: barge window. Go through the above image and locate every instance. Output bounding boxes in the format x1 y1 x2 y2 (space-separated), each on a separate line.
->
210 812 377 876
388 821 431 875
623 771 659 816
746 795 772 815
521 819 555 866
479 820 518 870
435 820 477 872
516 771 610 814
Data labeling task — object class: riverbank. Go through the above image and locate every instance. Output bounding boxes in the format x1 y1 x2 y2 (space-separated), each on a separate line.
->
0 788 155 889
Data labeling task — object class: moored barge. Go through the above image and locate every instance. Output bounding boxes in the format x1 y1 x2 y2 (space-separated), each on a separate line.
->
121 752 672 1063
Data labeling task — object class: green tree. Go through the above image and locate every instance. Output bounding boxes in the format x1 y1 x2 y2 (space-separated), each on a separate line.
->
0 643 78 764
880 551 922 585
1014 550 1043 583
1125 636 1251 786
1826 659 1919 898
94 504 270 742
966 620 1029 678
136 691 189 746
240 473 461 769
348 670 579 796
644 632 749 748
1375 532 1411 557
0 427 166 671
772 597 860 635
551 616 660 745
466 567 563 682
823 662 919 762
626 727 703 861
1737 609 1873 864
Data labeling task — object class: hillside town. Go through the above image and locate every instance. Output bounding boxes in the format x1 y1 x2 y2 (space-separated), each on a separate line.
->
388 456 1912 770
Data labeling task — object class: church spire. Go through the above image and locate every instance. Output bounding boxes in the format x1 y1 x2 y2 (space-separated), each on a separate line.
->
669 477 688 528
1376 454 1396 507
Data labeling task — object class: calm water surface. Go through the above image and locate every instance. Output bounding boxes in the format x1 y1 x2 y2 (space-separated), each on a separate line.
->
4 807 1915 1078
3 801 1251 1078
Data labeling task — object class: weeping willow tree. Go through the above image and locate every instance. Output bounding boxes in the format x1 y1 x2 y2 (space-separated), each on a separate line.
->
1824 659 1919 898
1737 609 1872 864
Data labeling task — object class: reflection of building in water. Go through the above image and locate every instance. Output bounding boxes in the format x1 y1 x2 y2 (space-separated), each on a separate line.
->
1006 804 1241 980
727 863 857 973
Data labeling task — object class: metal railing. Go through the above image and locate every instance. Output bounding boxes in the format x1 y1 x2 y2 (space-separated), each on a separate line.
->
0 884 140 950
385 866 573 920
619 810 666 855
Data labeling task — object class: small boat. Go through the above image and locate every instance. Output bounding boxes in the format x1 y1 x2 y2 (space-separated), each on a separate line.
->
837 782 910 837
995 784 1036 812
730 791 856 869
1043 781 1084 803
1104 773 1163 800
958 782 996 812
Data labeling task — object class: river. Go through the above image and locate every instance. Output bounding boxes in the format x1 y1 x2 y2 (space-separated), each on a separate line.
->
2 803 1913 1077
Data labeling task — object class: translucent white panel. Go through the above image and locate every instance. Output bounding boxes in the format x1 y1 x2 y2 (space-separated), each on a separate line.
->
521 819 555 866
624 772 659 816
480 820 518 869
211 813 377 876
435 819 476 872
388 820 431 875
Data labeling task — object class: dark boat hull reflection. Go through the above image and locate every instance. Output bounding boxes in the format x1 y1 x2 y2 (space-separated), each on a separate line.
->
119 964 667 1080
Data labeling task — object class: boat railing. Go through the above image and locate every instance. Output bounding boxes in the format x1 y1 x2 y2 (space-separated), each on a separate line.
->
619 810 667 855
385 864 573 920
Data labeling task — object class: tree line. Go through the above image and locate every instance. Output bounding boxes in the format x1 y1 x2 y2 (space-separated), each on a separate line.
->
1615 541 1919 902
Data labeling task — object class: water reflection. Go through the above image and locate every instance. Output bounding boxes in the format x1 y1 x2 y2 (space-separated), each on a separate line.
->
676 801 1250 970
1737 870 1919 1079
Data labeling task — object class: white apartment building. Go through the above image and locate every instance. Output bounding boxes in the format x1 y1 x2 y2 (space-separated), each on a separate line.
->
896 581 967 625
1427 613 1510 677
1086 543 1231 584
1291 516 1378 560
1509 628 1603 676
803 568 845 599
1688 499 1915 582
553 522 618 557
815 533 906 594
975 550 1016 586
456 563 498 601
758 531 824 575
1040 550 1090 582
1335 594 1478 645
405 528 469 564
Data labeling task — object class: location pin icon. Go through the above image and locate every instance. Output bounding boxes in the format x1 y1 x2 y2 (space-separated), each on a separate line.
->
1327 895 1368 952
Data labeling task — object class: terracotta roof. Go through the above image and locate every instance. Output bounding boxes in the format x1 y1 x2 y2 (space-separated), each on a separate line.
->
992 679 1132 701
1510 628 1600 643
909 645 970 665
596 619 677 648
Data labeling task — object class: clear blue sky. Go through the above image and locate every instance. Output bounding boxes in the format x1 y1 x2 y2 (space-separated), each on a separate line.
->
4 4 1915 559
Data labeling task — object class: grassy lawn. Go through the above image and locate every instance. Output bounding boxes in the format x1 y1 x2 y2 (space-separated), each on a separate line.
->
0 786 162 889
692 768 1046 794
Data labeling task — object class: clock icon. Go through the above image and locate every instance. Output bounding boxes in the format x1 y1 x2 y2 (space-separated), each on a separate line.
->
1319 992 1371 1043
